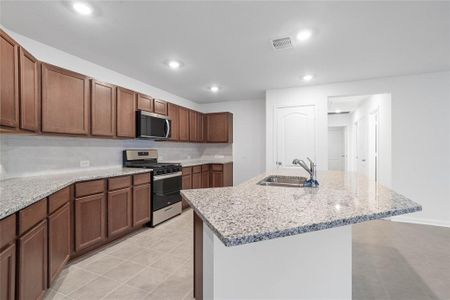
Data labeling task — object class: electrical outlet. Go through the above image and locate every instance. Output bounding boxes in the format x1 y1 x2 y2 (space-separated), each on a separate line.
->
80 160 90 168
187 155 192 159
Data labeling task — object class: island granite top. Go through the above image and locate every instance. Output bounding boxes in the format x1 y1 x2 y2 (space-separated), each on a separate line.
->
0 167 152 220
181 169 422 247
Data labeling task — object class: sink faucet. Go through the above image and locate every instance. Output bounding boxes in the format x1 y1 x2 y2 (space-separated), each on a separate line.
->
292 157 319 187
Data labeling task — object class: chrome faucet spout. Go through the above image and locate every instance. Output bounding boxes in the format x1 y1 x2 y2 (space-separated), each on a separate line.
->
292 157 319 187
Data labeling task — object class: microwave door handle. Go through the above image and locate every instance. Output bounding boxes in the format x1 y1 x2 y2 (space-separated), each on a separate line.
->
165 119 170 138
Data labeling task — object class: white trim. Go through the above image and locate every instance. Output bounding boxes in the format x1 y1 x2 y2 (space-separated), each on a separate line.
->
391 216 450 228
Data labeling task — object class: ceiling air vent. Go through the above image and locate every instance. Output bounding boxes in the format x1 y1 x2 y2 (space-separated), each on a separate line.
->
271 37 293 50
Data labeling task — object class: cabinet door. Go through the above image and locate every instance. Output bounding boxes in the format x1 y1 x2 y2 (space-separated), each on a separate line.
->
41 63 89 135
0 29 19 128
107 187 132 238
0 243 15 300
48 203 70 286
137 94 153 112
189 110 198 142
74 193 106 252
116 87 136 138
179 106 190 141
201 171 210 188
210 171 224 188
91 80 116 137
153 99 167 115
18 220 47 300
132 184 151 227
192 172 201 189
198 113 204 142
19 47 40 132
206 112 233 143
167 103 179 141
182 174 192 190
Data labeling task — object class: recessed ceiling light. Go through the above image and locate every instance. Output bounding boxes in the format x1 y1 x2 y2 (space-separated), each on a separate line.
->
167 60 181 70
72 2 93 16
296 29 313 42
335 109 341 114
209 85 219 93
302 74 314 81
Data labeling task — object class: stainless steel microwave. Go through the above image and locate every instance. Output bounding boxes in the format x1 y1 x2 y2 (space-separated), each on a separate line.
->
136 111 171 139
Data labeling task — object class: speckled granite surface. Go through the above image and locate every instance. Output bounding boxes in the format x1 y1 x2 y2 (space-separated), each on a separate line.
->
0 168 151 220
162 158 233 167
181 169 422 247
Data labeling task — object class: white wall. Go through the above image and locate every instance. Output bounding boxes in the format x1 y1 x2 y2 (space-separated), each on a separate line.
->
266 71 450 227
328 114 350 127
202 99 266 185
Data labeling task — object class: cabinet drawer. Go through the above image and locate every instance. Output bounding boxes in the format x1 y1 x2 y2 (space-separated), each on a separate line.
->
201 164 210 172
211 164 223 171
108 176 132 191
192 165 201 174
0 213 16 249
48 186 71 214
75 179 105 197
19 198 47 235
133 173 151 186
182 167 192 175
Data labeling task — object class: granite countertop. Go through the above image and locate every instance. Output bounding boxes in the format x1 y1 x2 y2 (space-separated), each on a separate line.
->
163 158 233 167
0 167 152 220
181 169 422 247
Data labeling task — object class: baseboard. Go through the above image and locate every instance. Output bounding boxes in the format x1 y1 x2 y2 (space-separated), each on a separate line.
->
390 216 450 228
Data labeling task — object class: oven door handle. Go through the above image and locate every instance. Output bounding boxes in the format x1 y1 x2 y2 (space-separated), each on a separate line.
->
153 171 182 181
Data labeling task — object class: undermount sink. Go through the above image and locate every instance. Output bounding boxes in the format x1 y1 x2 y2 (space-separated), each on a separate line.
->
257 175 307 187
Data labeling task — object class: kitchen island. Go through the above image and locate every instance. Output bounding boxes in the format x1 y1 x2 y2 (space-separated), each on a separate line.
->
181 169 421 300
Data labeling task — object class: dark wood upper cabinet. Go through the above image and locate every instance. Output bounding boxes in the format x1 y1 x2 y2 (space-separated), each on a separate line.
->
179 106 190 142
41 63 90 135
153 99 168 115
198 113 204 142
74 193 106 252
189 110 198 142
0 29 19 128
206 112 233 143
91 80 116 137
0 243 15 300
107 187 132 238
137 93 153 112
19 47 40 132
132 184 151 227
48 203 70 286
116 87 136 138
167 102 179 141
18 220 47 300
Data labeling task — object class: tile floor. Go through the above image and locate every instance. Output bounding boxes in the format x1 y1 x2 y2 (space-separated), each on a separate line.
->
45 209 449 300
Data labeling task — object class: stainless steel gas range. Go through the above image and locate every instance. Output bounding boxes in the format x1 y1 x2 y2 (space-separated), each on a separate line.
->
123 149 182 226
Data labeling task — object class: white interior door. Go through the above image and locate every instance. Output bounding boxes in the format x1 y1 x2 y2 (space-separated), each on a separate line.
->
368 109 379 182
328 127 345 171
275 105 316 167
357 116 369 177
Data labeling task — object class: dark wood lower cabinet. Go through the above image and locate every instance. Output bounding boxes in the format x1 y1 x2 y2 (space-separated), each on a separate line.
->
107 187 132 238
201 171 210 188
18 220 47 300
192 172 201 189
0 243 15 300
210 171 224 188
132 184 151 227
75 193 106 252
48 203 70 286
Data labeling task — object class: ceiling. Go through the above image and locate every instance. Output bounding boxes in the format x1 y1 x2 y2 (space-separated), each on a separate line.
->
1 1 449 103
328 95 370 113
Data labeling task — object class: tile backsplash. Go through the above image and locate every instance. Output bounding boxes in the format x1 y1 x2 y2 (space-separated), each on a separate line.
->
0 135 232 179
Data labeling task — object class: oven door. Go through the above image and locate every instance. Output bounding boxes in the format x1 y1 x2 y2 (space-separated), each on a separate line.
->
152 172 182 211
137 111 171 139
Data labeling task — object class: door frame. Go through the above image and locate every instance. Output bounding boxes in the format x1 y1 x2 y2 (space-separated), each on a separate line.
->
273 104 318 169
